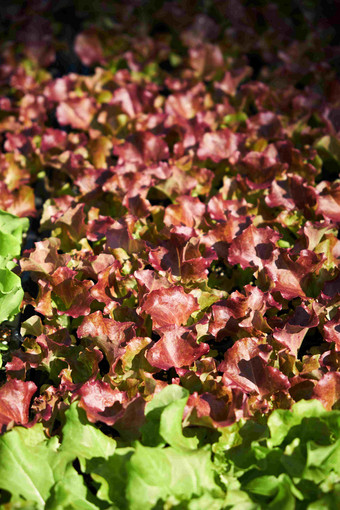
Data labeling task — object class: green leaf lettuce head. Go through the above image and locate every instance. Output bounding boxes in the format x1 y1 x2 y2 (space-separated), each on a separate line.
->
215 399 340 509
0 389 340 509
0 397 223 509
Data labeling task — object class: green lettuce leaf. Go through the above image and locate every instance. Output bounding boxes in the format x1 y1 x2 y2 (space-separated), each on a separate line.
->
0 404 115 509
0 425 64 508
142 384 198 449
0 268 24 323
126 442 223 510
0 210 29 322
61 403 116 469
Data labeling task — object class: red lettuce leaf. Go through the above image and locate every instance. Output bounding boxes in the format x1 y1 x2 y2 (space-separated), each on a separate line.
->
273 304 319 356
323 308 340 348
185 391 236 428
219 337 290 397
197 129 239 163
312 372 340 410
20 238 71 276
140 286 199 328
264 250 325 300
56 97 96 130
163 196 205 228
316 182 340 223
146 325 209 370
227 224 280 270
77 311 135 370
53 278 94 318
74 379 128 426
74 30 105 67
0 379 37 432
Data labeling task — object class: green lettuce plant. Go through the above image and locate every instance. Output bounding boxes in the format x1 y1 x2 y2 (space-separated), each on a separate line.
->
0 387 339 509
0 210 28 324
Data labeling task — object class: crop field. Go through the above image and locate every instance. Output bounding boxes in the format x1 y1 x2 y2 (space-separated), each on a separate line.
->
0 1 339 508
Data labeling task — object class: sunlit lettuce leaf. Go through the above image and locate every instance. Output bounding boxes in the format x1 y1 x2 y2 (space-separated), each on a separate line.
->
0 403 116 509
0 268 24 322
126 443 223 510
0 210 29 244
0 210 28 322
60 402 116 469
45 464 105 510
0 425 64 508
142 384 198 449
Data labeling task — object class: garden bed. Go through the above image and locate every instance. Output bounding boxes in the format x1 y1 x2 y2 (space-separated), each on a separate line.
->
0 1 339 508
